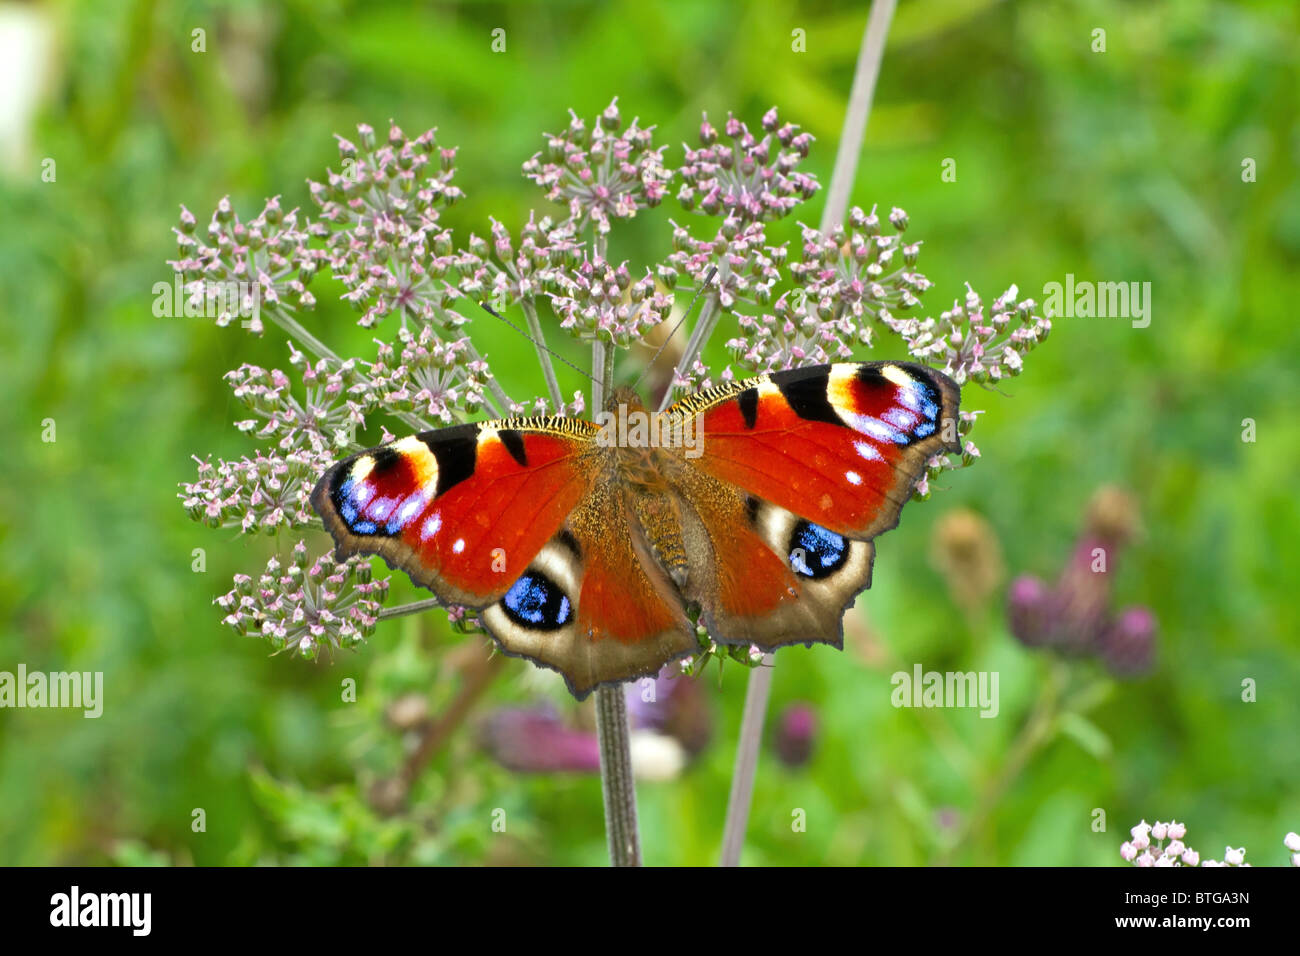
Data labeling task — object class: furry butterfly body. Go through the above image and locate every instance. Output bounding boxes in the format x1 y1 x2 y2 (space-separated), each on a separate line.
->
311 361 960 697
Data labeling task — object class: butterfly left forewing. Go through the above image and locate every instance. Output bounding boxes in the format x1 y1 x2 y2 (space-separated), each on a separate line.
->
312 418 601 608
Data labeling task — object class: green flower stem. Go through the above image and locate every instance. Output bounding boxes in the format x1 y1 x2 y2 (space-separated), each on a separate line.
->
938 661 1070 863
378 597 444 620
718 0 898 867
522 300 565 410
266 305 340 364
658 296 720 413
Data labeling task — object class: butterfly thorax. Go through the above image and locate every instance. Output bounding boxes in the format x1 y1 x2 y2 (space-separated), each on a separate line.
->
599 388 674 488
596 387 692 587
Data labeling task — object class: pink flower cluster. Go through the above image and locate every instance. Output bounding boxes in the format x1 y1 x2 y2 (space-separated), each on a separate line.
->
216 542 390 658
1121 820 1300 867
678 107 817 222
522 98 671 236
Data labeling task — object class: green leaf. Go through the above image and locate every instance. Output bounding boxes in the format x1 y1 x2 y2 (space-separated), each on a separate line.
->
1058 713 1112 761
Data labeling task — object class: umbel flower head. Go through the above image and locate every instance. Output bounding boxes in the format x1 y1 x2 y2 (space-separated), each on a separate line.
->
1120 820 1300 867
174 103 1047 683
522 97 671 236
217 542 390 659
678 108 817 222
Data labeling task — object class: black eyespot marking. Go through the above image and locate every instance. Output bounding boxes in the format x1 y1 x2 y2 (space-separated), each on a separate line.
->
738 387 759 429
501 570 573 631
556 529 583 559
788 520 849 580
770 367 842 426
369 446 401 475
855 365 889 389
744 496 761 525
421 425 479 497
499 428 529 467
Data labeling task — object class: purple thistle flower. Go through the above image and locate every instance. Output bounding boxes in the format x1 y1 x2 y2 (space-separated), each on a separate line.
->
1007 486 1157 678
481 669 711 776
771 702 818 768
479 706 603 773
1097 606 1158 677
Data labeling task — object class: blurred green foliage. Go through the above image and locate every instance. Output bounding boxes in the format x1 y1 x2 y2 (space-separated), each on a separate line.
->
1 0 1297 866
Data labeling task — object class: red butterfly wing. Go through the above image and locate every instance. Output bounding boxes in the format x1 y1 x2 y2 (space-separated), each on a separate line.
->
479 481 695 698
313 418 696 697
312 420 600 607
667 361 960 649
683 362 960 539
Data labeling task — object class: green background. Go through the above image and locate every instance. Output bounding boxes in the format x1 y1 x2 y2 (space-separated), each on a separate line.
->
1 0 1297 865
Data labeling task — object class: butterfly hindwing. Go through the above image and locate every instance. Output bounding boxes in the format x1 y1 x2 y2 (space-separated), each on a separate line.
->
481 481 696 698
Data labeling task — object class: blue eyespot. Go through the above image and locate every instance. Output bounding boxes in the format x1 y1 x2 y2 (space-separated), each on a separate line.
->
789 521 849 580
501 571 573 631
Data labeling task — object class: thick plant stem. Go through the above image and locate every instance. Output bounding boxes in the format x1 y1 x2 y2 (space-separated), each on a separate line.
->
595 684 642 866
591 337 641 865
819 0 898 234
718 0 898 867
719 654 774 867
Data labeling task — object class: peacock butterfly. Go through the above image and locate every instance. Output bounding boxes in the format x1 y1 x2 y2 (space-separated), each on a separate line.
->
311 361 960 697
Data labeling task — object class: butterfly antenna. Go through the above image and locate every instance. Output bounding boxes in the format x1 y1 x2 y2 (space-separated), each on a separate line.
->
477 265 717 397
630 266 718 393
477 301 599 387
